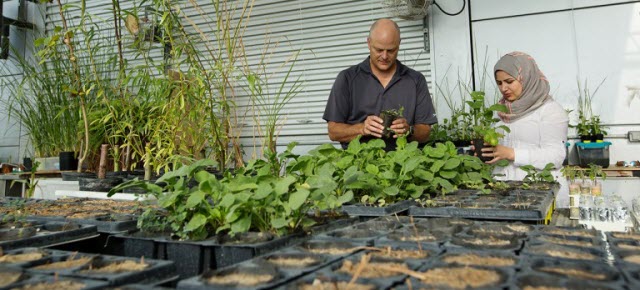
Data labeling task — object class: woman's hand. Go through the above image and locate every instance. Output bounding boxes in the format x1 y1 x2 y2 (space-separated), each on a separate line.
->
485 144 515 164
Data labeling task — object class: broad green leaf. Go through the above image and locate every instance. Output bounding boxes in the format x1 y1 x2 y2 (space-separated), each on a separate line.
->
442 158 461 170
439 171 458 179
253 182 273 200
337 190 354 205
219 193 235 208
184 213 207 232
307 175 337 195
430 160 445 172
402 158 421 173
271 217 289 229
186 190 205 208
275 175 296 195
383 186 399 196
414 169 434 181
289 187 310 210
231 216 251 234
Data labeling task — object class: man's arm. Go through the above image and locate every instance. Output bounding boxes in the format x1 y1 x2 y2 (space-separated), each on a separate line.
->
411 123 431 143
328 116 385 143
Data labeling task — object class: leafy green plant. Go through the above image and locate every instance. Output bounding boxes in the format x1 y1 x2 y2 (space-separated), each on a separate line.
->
520 163 556 188
467 91 510 146
587 163 606 183
560 165 580 184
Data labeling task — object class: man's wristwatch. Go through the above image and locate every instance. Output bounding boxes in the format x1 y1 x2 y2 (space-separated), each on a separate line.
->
407 125 414 137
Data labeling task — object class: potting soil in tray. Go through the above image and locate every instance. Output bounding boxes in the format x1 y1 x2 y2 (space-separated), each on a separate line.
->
0 221 97 251
439 248 520 268
22 251 176 287
408 189 554 222
366 242 441 263
399 264 511 290
522 243 606 262
448 233 523 252
340 200 416 217
527 257 622 283
0 198 148 233
214 231 307 269
281 273 385 290
177 261 281 290
4 274 109 290
294 239 368 257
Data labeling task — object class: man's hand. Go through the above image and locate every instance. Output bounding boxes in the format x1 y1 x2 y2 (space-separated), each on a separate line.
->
390 118 410 138
362 115 384 138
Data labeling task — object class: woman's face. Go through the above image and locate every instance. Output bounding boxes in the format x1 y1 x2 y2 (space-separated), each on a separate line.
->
495 70 523 102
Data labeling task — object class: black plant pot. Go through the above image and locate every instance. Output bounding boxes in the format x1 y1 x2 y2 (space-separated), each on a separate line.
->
59 151 78 171
594 133 604 142
23 158 32 171
580 135 592 143
380 113 396 138
473 138 492 162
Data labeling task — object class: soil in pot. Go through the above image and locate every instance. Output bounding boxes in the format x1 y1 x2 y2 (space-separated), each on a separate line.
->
536 266 607 281
80 258 148 273
417 266 503 289
0 271 23 287
32 256 93 270
387 229 438 243
469 223 531 238
336 259 410 278
298 279 376 290
611 232 640 240
0 250 46 264
516 274 567 290
263 253 323 268
442 253 516 267
622 254 640 264
536 235 596 248
542 227 598 239
527 244 600 261
204 264 277 286
452 235 518 250
299 240 361 256
369 247 429 260
11 280 86 290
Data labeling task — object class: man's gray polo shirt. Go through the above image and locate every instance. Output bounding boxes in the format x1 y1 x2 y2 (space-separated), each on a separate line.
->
323 57 438 151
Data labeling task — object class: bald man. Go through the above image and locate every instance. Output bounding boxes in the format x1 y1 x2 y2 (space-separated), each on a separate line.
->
323 19 437 151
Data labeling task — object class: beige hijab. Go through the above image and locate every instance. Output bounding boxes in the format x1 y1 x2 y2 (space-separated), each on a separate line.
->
494 52 552 122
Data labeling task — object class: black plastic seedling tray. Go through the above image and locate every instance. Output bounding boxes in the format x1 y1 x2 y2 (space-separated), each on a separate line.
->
2 274 109 290
408 190 554 222
0 221 97 251
341 200 416 217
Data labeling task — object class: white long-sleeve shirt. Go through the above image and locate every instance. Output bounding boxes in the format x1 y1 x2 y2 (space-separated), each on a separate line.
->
493 100 570 206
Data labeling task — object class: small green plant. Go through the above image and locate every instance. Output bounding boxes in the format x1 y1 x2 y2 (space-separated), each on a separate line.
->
467 91 510 146
560 165 580 184
587 163 606 183
11 161 40 199
520 163 556 189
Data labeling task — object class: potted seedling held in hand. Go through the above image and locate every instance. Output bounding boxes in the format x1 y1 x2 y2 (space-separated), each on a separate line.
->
379 107 404 138
466 91 510 162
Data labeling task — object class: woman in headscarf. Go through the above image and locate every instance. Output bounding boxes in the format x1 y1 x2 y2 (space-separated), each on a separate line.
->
481 52 569 206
